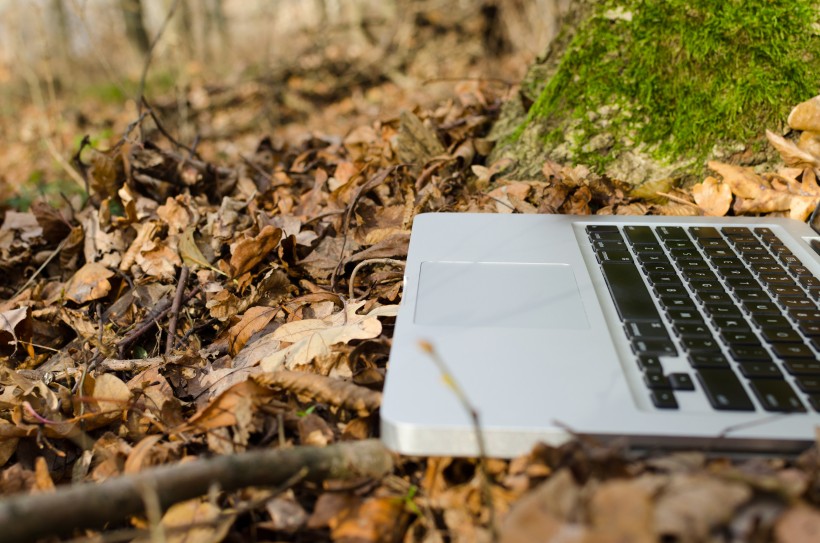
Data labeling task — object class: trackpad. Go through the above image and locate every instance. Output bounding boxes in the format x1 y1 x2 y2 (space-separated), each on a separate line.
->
414 262 589 329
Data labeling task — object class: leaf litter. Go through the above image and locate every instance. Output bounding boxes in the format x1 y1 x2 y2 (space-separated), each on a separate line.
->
3 43 820 543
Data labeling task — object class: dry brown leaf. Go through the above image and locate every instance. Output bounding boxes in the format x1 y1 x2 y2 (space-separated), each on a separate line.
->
259 302 397 372
229 224 283 277
654 474 752 542
588 478 657 543
136 239 181 281
798 131 820 159
184 379 273 433
788 95 820 132
92 373 131 414
123 434 164 474
766 130 820 169
138 499 233 543
331 496 406 543
33 456 55 492
0 420 18 467
264 491 308 533
0 306 29 353
64 262 114 304
775 504 820 543
228 306 277 356
561 185 592 215
692 176 732 216
254 370 382 414
708 161 766 199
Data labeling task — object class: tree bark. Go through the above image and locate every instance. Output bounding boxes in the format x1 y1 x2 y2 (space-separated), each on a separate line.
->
119 0 151 57
0 439 393 543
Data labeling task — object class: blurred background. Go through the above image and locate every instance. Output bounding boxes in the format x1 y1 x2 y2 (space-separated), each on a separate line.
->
0 0 568 207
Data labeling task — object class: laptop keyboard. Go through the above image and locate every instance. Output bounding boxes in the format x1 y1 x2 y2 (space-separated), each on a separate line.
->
587 224 820 413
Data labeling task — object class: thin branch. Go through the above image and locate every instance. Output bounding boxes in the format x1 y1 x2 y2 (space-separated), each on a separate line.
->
165 266 190 355
137 0 181 141
419 341 498 541
0 440 393 543
254 370 382 414
348 258 405 300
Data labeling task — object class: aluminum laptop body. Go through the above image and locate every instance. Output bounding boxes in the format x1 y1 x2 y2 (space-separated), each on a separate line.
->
380 213 820 457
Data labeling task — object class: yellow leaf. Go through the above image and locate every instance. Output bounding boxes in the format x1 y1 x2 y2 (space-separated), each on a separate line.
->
692 176 731 216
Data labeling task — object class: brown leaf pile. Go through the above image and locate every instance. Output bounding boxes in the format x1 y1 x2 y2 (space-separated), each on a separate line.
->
3 64 820 543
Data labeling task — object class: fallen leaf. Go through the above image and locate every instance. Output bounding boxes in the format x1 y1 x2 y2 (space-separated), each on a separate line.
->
788 94 820 132
92 373 131 414
654 474 752 542
229 225 283 277
766 130 820 169
146 499 232 543
331 496 406 543
775 504 820 543
692 176 731 216
0 307 30 352
228 306 277 356
64 262 115 304
259 302 397 372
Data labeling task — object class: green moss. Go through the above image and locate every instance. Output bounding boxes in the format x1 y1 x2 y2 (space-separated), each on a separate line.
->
523 0 820 168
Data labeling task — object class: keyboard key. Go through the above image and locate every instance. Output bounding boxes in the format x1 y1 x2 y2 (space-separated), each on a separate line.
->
789 309 820 322
656 226 688 241
782 360 820 375
759 327 803 343
722 227 752 237
691 227 722 239
680 337 721 352
598 250 634 262
672 250 705 262
780 298 816 310
667 309 704 323
798 276 820 289
689 280 723 292
668 373 695 391
637 355 663 373
697 292 735 306
798 322 820 336
589 230 624 241
688 353 730 368
720 330 760 346
705 306 743 320
587 225 619 233
724 277 761 291
759 274 797 285
735 290 770 303
712 316 752 333
738 361 782 379
728 346 771 362
696 369 755 411
740 301 781 315
770 285 804 298
642 262 676 274
625 321 669 339
592 240 627 252
650 390 679 409
771 343 815 359
600 261 661 322
673 322 711 338
748 380 805 412
655 285 690 298
623 226 659 246
795 376 820 393
751 315 792 329
644 373 672 389
632 339 677 356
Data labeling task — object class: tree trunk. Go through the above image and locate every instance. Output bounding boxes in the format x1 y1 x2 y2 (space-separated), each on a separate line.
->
490 0 820 189
119 0 151 57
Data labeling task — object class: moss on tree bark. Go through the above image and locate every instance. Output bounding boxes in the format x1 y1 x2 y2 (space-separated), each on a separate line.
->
490 0 820 188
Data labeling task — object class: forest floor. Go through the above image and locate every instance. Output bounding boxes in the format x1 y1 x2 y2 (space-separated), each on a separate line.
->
2 4 820 542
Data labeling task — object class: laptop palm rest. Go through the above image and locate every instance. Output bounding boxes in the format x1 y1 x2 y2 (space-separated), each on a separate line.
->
413 262 589 329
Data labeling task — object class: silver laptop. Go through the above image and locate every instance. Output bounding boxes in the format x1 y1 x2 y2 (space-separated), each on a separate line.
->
380 213 820 457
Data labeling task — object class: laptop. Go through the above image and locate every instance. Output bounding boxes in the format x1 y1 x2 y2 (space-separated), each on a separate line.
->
380 212 820 457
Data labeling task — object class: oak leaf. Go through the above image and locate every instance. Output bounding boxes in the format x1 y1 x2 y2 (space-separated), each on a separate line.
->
692 176 732 216
259 301 397 372
64 262 114 304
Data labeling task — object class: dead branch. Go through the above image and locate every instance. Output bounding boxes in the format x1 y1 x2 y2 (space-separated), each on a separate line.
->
165 265 190 355
98 354 184 373
0 439 393 543
117 285 201 357
254 370 382 414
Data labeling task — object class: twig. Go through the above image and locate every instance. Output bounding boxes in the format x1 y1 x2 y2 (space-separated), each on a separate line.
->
142 97 199 158
655 191 699 207
98 355 184 373
136 0 181 141
254 370 382 414
165 266 190 355
12 237 69 299
0 440 394 543
348 258 405 300
419 341 498 541
117 286 201 358
331 167 396 292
